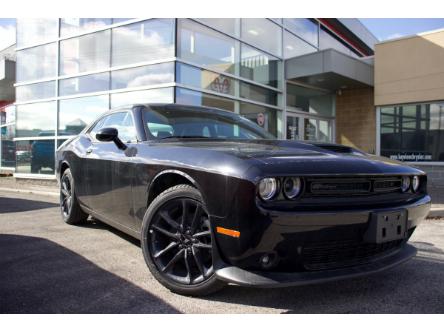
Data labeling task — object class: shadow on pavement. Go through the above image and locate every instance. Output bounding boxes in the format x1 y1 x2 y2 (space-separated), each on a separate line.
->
0 234 179 313
0 196 58 214
205 244 444 313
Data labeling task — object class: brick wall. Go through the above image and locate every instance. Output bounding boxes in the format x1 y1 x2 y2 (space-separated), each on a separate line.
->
336 87 376 154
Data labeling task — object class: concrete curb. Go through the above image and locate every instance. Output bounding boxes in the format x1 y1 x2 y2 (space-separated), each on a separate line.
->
0 187 59 197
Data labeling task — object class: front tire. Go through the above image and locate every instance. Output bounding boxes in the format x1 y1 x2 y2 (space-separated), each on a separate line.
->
60 168 88 225
141 184 225 296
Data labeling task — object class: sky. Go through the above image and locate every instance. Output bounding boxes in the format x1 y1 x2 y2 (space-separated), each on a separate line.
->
1 18 444 50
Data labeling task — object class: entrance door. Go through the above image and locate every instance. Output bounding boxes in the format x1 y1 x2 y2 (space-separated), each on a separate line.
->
286 112 333 142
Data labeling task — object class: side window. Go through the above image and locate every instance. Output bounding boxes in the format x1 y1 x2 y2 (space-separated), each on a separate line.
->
89 112 137 143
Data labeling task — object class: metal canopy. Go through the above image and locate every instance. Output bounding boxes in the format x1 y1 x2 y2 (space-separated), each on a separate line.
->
285 49 374 91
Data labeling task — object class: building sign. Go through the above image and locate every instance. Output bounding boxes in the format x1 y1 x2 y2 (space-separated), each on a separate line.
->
256 113 265 127
210 77 230 95
389 153 433 162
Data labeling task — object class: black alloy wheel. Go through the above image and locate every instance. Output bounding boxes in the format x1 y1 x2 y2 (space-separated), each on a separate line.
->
142 185 225 295
60 168 88 225
60 173 72 218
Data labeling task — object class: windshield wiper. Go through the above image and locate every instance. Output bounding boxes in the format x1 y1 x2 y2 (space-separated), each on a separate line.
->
159 135 210 140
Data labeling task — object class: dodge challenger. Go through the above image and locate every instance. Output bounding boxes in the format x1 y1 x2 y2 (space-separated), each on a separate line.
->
56 103 431 296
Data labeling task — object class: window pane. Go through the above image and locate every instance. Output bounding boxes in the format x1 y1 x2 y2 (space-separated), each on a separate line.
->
304 118 317 141
17 18 58 47
16 139 55 174
16 81 56 102
112 18 134 24
240 82 278 106
112 19 175 67
176 88 236 112
60 30 111 76
100 112 137 142
61 18 112 36
1 124 16 168
1 105 15 125
111 87 174 108
59 95 109 135
240 44 281 88
284 31 317 59
176 63 235 96
59 72 110 96
178 19 238 75
284 18 318 46
17 43 57 82
241 18 282 56
240 102 277 136
111 62 174 90
319 27 360 58
287 84 334 117
16 101 57 137
197 18 238 37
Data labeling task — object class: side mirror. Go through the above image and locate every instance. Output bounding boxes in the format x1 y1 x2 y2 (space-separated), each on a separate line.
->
96 127 127 150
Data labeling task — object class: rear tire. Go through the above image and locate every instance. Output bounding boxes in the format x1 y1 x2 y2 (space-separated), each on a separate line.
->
141 184 225 296
60 168 88 225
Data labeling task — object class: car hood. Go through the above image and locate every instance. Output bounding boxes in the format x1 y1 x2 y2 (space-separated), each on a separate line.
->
141 139 423 179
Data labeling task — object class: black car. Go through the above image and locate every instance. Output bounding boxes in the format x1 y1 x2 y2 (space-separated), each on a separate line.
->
56 103 431 296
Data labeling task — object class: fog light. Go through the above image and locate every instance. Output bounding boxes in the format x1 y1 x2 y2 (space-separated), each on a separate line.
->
260 253 276 269
401 176 411 192
412 176 420 192
283 177 302 199
258 178 277 201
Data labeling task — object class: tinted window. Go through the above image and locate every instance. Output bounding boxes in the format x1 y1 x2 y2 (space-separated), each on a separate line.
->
144 106 275 140
90 112 137 143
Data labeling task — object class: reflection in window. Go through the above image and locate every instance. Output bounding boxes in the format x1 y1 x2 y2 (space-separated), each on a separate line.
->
17 18 58 47
284 31 317 59
111 87 174 108
1 124 16 168
240 102 277 136
60 30 111 75
284 19 318 47
112 19 175 67
240 44 281 88
197 18 239 37
176 63 235 96
240 82 278 106
176 88 236 112
59 72 110 96
178 19 238 74
16 139 55 174
93 112 137 142
319 26 361 58
380 103 444 162
61 18 112 36
16 102 57 137
16 81 56 102
287 83 335 117
111 62 174 90
241 19 282 57
59 95 109 135
17 43 57 82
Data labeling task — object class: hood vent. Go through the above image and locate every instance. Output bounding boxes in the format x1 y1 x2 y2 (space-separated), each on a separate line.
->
313 144 353 154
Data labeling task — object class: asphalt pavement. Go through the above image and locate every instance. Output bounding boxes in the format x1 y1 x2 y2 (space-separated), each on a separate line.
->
1 190 443 313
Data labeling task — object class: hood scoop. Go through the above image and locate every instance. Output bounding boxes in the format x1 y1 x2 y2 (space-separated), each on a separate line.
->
312 143 356 154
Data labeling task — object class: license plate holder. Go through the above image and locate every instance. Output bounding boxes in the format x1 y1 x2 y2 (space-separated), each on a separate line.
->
364 210 408 244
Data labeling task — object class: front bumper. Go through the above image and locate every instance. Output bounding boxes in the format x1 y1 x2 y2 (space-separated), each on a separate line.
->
212 195 431 286
215 243 416 287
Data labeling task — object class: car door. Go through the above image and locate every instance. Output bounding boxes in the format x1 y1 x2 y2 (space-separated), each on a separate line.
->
85 111 138 230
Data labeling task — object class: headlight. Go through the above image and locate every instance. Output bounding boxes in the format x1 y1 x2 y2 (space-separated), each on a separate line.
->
258 178 277 200
412 176 420 192
283 177 302 199
401 176 411 192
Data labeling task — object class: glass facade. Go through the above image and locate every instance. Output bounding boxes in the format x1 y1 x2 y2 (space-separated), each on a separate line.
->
10 18 368 176
380 102 444 162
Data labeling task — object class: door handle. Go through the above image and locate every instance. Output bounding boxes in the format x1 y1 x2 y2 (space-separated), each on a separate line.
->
86 148 93 154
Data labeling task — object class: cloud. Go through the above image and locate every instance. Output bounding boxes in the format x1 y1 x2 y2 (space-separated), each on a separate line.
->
0 24 15 50
384 32 405 41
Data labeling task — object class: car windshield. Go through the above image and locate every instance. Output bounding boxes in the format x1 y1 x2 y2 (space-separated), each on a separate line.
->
143 105 275 140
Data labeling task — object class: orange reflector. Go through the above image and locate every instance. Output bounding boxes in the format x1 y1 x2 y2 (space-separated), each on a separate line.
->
216 227 240 238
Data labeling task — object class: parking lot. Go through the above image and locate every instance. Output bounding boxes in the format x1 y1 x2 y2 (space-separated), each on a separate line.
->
1 189 444 313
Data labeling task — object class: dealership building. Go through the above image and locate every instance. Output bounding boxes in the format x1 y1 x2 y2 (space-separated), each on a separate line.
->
0 18 443 201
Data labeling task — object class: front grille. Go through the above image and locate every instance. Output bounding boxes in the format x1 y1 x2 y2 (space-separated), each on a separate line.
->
305 176 402 197
302 239 404 271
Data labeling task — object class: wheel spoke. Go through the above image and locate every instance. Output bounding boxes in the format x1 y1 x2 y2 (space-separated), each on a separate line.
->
184 250 191 284
159 210 180 230
162 248 185 272
192 246 205 277
194 242 212 249
181 199 188 227
193 230 211 238
190 205 203 233
152 225 180 240
153 242 178 259
61 188 69 197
